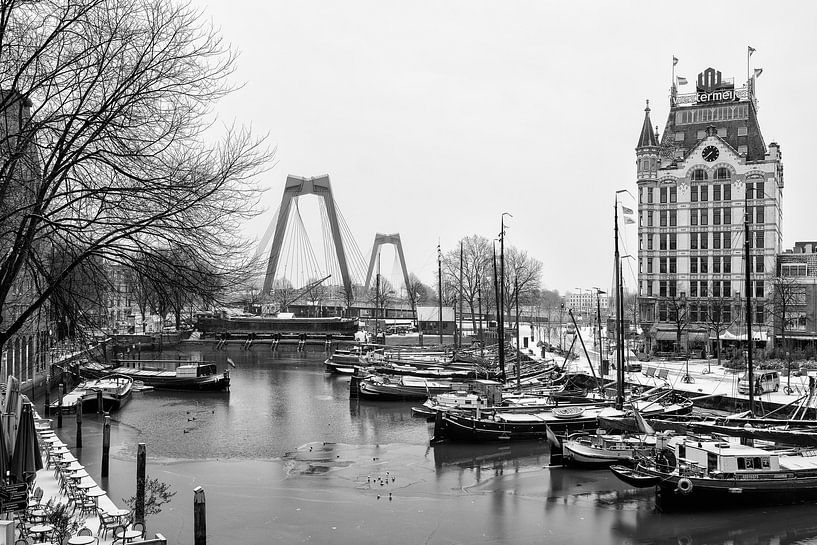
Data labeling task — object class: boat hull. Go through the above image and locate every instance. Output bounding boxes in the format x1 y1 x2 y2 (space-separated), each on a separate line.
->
433 409 602 442
654 472 817 510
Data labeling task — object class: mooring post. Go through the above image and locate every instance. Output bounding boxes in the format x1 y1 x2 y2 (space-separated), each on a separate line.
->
97 390 103 414
43 378 50 417
101 414 111 477
194 486 206 545
75 402 82 448
57 383 64 428
136 443 146 526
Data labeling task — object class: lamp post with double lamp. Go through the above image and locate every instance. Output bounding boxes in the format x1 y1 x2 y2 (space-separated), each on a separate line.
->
593 287 606 369
620 254 636 363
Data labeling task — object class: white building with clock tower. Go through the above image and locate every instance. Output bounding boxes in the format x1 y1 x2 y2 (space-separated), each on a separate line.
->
636 66 783 354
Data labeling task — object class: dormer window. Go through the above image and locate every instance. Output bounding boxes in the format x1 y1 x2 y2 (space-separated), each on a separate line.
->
692 169 707 181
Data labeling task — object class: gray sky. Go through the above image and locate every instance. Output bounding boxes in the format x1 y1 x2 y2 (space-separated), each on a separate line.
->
195 0 817 295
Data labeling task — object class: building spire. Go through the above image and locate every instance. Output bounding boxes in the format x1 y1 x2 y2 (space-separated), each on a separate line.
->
636 99 658 148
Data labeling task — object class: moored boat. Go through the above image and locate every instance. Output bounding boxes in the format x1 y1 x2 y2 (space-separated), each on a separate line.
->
357 374 462 401
431 396 692 443
50 375 133 413
561 429 655 467
611 433 817 509
82 361 230 391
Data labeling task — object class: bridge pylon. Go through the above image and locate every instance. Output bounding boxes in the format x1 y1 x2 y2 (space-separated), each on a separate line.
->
364 233 412 302
263 175 352 300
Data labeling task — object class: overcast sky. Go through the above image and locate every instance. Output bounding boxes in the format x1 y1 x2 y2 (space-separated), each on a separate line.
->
194 0 817 296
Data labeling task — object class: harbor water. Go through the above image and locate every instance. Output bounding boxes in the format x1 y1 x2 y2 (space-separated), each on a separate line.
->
44 349 817 544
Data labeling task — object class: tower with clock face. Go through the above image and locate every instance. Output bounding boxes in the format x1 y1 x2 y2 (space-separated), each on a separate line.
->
635 66 784 354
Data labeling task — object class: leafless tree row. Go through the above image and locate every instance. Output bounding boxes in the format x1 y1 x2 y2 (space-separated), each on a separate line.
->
0 0 271 346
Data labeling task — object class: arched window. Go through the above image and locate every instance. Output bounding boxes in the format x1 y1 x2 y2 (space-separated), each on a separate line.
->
692 169 707 181
715 167 731 180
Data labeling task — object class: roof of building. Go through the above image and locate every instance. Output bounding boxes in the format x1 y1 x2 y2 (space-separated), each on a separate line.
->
658 68 768 163
416 306 455 322
636 101 658 148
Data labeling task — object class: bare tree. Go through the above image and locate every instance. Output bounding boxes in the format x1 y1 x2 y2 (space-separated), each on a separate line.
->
271 278 299 313
0 0 269 349
767 275 807 356
663 294 689 353
441 235 492 331
304 277 328 317
701 294 736 366
501 246 543 319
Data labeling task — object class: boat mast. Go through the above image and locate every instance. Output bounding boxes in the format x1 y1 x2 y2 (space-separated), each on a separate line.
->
492 243 506 383
614 197 625 410
744 183 755 414
500 213 511 385
437 242 444 346
459 241 464 351
515 276 521 392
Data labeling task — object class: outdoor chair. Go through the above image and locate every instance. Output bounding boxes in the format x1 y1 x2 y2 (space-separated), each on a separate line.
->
74 489 96 517
97 508 119 539
14 538 30 545
77 527 93 536
111 525 128 545
132 521 146 539
644 367 656 378
27 487 43 508
657 368 670 380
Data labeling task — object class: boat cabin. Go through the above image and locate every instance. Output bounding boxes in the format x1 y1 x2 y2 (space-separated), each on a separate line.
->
470 379 503 406
177 363 218 378
672 438 780 475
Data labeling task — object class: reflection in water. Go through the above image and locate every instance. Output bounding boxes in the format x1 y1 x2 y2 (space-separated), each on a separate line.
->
432 441 550 471
612 501 817 545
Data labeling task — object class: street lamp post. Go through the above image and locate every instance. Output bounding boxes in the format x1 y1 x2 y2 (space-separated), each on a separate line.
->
593 287 606 368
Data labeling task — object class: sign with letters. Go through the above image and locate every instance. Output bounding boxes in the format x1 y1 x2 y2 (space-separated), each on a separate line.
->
0 483 28 513
696 67 738 104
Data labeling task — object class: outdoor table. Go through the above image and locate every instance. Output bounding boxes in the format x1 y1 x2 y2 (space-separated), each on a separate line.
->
69 469 89 479
43 436 61 442
85 489 106 507
66 462 85 471
29 523 54 542
49 447 69 456
67 536 96 545
59 453 77 463
114 528 142 543
28 508 48 524
76 482 96 490
111 508 131 525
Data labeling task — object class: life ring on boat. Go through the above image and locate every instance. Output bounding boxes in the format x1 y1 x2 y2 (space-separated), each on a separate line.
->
655 448 677 473
677 478 693 495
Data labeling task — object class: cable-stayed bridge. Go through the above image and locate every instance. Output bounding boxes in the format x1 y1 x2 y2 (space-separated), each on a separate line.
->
254 175 413 312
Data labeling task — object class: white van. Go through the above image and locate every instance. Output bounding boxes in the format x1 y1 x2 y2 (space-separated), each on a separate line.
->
738 371 780 395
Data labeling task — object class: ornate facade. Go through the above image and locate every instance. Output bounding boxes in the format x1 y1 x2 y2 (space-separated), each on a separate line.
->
636 67 783 352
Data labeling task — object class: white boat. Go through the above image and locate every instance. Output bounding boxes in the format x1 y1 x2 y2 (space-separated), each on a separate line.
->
562 429 655 466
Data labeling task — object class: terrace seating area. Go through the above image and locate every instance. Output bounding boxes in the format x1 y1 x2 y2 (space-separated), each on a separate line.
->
3 415 167 545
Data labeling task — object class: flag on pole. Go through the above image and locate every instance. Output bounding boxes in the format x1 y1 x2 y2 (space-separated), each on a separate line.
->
633 407 655 435
672 56 678 66
748 46 756 56
754 68 763 79
621 205 634 215
545 424 561 449
676 76 688 86
624 217 636 225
